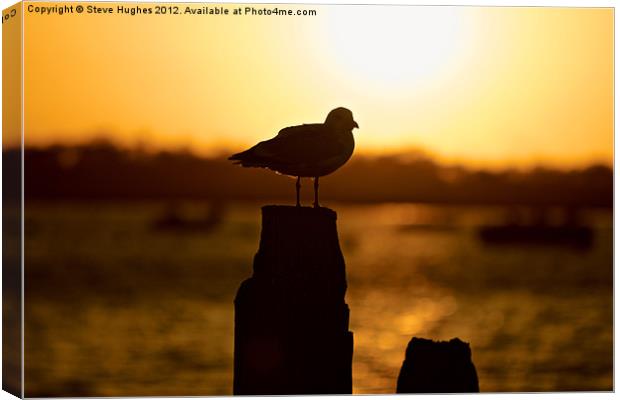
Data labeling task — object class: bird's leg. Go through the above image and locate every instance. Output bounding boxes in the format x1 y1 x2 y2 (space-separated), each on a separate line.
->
296 176 301 207
313 177 320 208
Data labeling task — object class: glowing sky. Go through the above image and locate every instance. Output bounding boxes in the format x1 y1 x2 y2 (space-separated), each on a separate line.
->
17 3 614 167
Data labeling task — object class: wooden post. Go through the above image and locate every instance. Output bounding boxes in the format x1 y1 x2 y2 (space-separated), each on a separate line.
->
397 337 479 393
234 206 353 395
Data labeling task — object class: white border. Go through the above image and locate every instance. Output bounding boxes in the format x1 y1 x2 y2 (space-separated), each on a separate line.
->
0 1 616 399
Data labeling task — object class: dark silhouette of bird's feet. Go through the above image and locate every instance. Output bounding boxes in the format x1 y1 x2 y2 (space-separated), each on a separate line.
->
313 177 320 208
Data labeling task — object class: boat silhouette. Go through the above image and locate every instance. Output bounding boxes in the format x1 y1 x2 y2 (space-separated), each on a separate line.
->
152 201 225 233
478 206 594 249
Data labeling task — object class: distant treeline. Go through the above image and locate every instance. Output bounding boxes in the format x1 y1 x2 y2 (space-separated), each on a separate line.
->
11 142 612 207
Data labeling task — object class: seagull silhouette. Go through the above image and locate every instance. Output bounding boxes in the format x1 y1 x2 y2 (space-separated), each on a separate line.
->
229 107 358 208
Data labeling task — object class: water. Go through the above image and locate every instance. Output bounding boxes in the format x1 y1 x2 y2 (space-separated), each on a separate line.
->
23 202 613 396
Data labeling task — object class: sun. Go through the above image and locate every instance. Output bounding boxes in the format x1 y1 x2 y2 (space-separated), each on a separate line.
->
323 7 470 95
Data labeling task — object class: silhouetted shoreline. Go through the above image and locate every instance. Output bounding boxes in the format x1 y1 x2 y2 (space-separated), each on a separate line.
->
15 143 612 207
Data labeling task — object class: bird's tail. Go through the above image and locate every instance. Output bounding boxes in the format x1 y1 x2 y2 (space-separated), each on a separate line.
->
228 149 253 165
228 149 266 167
228 150 250 165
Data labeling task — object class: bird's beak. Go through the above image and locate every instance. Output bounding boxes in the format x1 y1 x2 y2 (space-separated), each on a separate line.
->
353 121 359 129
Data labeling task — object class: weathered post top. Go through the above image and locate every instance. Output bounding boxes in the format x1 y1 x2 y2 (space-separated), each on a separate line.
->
397 337 479 393
253 205 346 301
262 204 337 219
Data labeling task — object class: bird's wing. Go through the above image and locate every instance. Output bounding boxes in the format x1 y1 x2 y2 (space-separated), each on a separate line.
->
254 124 343 165
275 124 320 139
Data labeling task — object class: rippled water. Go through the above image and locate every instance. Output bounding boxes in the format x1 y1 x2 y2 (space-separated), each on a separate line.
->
23 202 612 396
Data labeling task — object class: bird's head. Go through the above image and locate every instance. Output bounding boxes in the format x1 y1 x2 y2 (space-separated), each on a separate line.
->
325 107 359 131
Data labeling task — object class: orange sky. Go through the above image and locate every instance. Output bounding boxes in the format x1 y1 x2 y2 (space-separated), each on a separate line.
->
11 3 615 168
